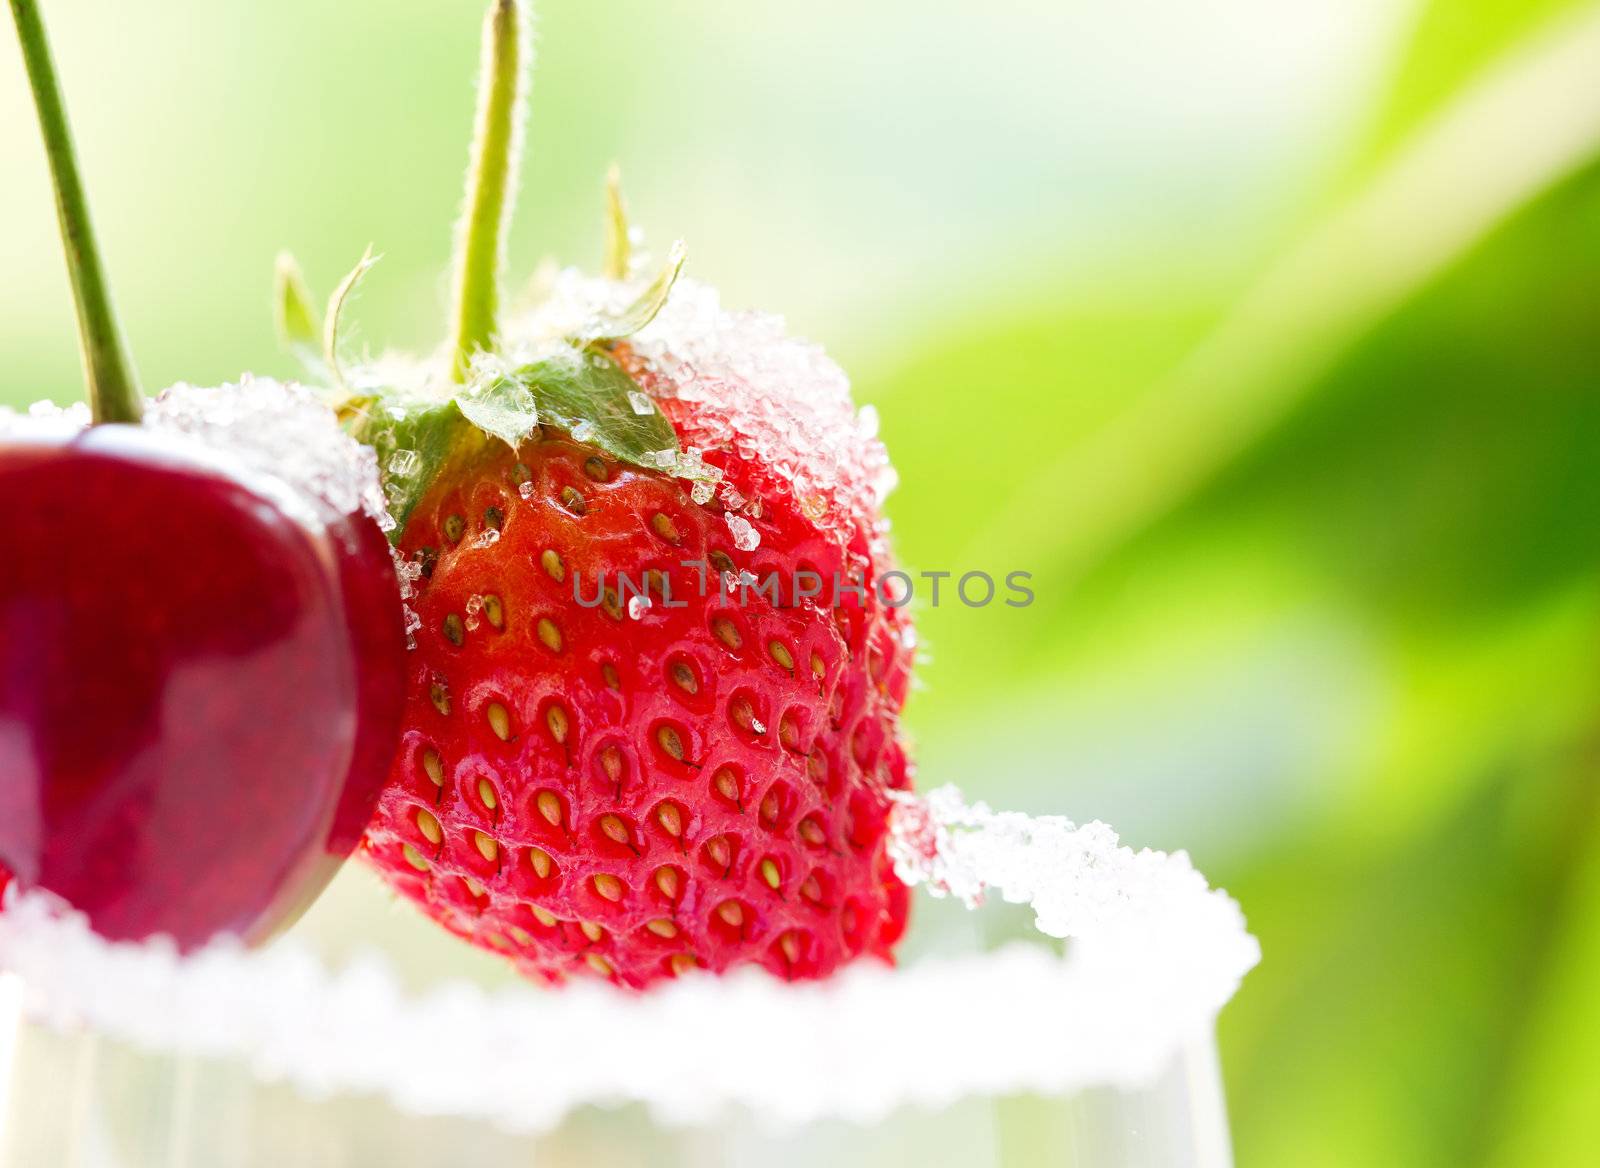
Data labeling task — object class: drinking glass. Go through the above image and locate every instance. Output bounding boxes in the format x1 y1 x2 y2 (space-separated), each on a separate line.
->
0 787 1257 1167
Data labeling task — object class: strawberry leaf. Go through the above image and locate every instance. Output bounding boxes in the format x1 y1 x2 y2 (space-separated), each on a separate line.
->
603 164 631 280
455 373 539 448
324 247 379 388
360 397 472 535
507 347 677 460
576 239 686 345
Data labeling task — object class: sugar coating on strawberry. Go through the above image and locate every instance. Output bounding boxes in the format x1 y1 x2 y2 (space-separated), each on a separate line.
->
361 280 916 988
509 273 899 556
630 278 900 545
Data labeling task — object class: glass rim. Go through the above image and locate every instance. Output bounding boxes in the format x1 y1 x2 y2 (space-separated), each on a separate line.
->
0 784 1260 1133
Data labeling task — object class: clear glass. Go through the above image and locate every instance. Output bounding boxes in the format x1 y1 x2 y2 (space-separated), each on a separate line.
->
0 1011 1232 1167
0 789 1254 1166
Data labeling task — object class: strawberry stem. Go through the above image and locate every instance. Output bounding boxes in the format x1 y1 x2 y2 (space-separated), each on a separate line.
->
447 0 528 384
9 0 142 424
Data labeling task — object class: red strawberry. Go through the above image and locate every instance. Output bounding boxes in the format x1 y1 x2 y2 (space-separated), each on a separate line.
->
281 0 915 987
359 304 914 987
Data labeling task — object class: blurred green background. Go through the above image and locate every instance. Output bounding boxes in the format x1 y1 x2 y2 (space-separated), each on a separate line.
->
5 1 1600 1163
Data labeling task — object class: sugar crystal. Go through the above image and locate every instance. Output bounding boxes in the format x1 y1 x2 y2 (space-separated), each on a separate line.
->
726 514 760 551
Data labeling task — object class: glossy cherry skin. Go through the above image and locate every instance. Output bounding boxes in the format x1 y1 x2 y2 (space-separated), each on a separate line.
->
0 424 405 946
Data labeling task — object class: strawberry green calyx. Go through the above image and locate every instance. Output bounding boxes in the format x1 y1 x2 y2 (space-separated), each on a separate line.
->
273 198 688 542
10 0 142 424
269 2 695 540
323 247 380 389
274 252 325 380
354 344 679 537
359 227 688 537
276 185 688 537
274 247 380 391
581 240 686 346
603 165 630 280
448 0 529 383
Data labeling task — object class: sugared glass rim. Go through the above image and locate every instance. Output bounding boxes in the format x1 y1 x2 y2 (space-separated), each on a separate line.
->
0 785 1259 1133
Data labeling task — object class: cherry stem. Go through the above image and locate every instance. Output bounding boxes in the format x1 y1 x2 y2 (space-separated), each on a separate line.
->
447 0 527 384
9 0 142 424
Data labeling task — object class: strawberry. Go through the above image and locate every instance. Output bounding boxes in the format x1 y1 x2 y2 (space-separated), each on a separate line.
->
279 0 915 986
360 301 914 987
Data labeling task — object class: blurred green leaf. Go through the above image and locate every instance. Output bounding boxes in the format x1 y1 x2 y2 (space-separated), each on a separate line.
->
1484 789 1600 1167
1357 0 1589 170
965 4 1600 588
1106 153 1600 1168
862 17 1600 1163
1222 736 1600 1168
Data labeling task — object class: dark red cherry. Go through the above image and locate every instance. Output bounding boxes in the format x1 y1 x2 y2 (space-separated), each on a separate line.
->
0 2 405 944
0 417 406 945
